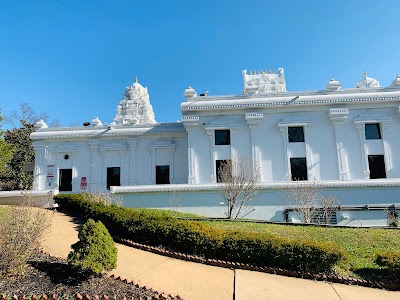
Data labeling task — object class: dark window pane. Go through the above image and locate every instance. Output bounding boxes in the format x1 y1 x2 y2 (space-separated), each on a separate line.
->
215 130 231 145
365 123 381 140
107 167 121 189
59 169 72 191
290 157 308 181
216 159 229 183
156 165 170 184
368 155 386 179
288 127 305 143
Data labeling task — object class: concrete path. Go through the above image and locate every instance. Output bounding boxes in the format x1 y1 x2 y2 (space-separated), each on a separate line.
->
42 211 400 300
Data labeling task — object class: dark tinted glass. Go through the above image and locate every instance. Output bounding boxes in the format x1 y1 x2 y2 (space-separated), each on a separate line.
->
215 130 231 145
290 157 308 181
368 155 386 179
365 123 381 140
288 127 305 143
107 167 121 189
156 165 170 184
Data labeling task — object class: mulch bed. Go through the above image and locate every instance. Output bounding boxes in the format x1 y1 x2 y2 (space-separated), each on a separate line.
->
0 251 180 300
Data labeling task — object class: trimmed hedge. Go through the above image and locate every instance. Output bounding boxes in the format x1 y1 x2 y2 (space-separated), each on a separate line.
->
376 252 400 273
54 194 347 272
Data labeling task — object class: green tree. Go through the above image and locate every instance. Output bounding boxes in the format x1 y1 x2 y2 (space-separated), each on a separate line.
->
68 218 117 274
0 103 54 190
0 113 15 188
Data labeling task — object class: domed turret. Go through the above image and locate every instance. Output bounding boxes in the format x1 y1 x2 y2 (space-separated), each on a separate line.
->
34 119 48 129
355 71 380 89
326 78 342 91
184 86 197 100
91 117 102 126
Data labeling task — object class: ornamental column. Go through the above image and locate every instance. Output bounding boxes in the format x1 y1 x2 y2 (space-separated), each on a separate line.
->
206 129 216 183
245 113 263 181
355 123 369 179
381 120 393 177
89 140 100 190
329 108 349 180
182 115 199 184
127 138 138 185
32 142 44 190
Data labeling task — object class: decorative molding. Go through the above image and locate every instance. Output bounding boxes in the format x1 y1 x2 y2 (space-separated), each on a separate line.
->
111 179 400 193
148 139 176 184
181 92 400 112
354 115 393 178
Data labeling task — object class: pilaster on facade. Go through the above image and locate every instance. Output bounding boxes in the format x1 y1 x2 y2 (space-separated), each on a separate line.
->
148 140 176 184
329 108 349 180
245 112 263 180
206 129 216 182
88 140 100 187
304 124 314 180
381 121 393 176
182 115 199 184
32 142 45 190
354 116 392 179
127 138 139 185
278 126 291 180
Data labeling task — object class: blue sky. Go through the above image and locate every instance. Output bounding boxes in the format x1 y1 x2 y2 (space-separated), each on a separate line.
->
1 1 399 128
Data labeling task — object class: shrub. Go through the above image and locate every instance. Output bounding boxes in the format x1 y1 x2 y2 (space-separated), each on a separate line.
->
0 193 53 276
68 218 117 274
376 252 400 273
56 194 346 273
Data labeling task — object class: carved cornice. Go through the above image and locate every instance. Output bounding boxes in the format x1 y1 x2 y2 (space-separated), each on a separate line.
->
181 92 400 112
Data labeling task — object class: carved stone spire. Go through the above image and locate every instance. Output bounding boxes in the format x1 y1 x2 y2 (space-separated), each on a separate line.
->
111 79 156 126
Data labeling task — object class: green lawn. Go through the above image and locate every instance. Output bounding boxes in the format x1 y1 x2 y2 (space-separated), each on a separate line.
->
202 219 400 279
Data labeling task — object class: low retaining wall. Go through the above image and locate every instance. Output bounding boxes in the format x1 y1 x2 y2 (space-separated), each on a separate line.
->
0 190 57 207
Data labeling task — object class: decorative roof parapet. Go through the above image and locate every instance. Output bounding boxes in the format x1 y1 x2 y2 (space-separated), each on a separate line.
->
355 71 380 89
111 78 156 126
242 68 286 94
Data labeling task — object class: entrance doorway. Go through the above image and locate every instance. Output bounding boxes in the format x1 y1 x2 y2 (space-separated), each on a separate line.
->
59 169 72 191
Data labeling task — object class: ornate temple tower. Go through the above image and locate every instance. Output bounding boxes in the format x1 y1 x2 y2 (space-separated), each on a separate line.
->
111 78 156 126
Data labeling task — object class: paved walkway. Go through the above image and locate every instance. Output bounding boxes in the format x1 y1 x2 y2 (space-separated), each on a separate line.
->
42 211 400 300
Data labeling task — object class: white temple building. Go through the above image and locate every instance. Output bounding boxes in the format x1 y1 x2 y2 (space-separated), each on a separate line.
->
31 69 400 226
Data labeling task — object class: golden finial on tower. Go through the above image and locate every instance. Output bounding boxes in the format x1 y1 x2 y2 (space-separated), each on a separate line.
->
363 71 367 78
269 69 272 74
253 70 256 75
135 76 138 83
266 69 268 74
258 70 261 74
250 70 253 75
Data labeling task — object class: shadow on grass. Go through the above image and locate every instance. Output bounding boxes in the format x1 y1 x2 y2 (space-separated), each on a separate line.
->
29 260 93 286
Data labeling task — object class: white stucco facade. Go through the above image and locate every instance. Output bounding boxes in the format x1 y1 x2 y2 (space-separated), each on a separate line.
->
30 71 400 225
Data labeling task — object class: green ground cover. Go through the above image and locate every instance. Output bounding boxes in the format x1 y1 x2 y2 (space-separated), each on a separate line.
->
202 219 400 279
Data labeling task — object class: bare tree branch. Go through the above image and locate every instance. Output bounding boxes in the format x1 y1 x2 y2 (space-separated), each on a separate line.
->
218 155 260 219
